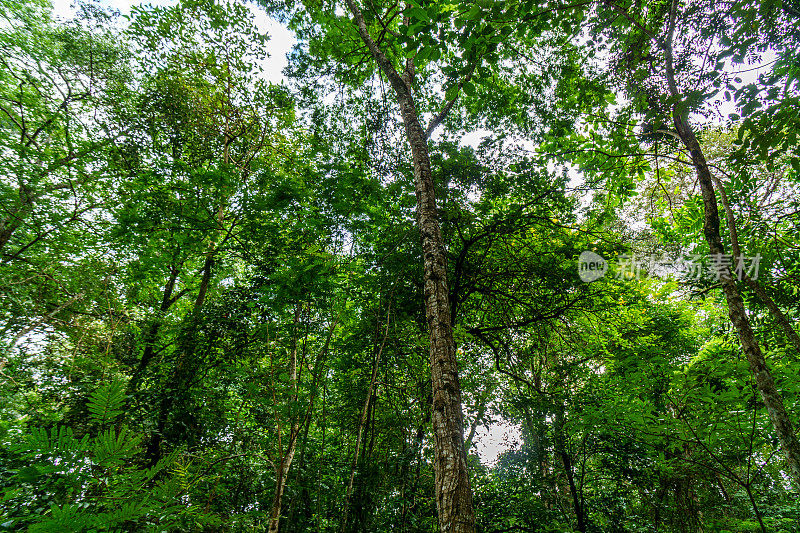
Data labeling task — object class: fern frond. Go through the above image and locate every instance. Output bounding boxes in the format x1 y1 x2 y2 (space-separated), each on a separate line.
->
87 379 126 425
93 425 141 467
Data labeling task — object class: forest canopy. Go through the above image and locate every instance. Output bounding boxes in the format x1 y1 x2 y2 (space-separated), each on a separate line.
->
0 0 799 531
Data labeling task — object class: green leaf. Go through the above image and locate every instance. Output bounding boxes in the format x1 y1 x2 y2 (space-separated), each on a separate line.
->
465 5 481 20
87 380 127 425
462 81 476 96
409 6 428 22
416 46 432 61
17 466 41 484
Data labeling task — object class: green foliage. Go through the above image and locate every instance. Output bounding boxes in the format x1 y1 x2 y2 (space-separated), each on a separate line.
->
87 380 126 426
1 0 799 531
1 393 202 531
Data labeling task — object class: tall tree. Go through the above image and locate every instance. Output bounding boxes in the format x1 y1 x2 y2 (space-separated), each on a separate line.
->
542 0 800 488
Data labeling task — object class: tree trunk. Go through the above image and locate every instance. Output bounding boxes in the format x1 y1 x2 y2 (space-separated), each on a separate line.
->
744 483 767 533
554 406 587 533
268 438 298 533
673 475 701 533
708 172 800 353
745 277 800 352
128 266 181 393
269 306 340 532
342 304 391 532
268 305 303 533
402 90 474 533
343 3 475 531
144 201 230 464
663 1 800 488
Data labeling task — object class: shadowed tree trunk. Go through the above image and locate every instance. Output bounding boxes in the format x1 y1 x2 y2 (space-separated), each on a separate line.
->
128 264 183 394
554 405 587 533
342 303 391 532
269 305 341 532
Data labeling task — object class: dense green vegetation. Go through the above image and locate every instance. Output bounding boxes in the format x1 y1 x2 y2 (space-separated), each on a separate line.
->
0 0 798 531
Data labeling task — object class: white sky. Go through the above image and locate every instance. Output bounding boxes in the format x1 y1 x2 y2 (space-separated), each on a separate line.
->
474 422 521 465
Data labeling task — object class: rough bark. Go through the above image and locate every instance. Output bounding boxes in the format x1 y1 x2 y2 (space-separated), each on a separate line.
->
342 3 475 531
402 97 474 532
663 0 800 488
